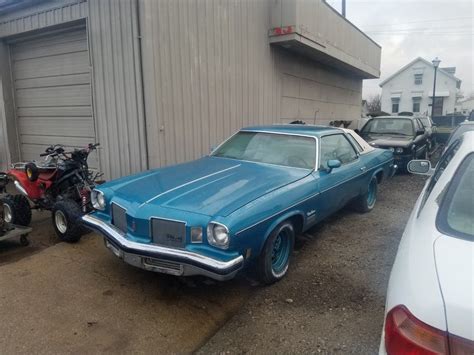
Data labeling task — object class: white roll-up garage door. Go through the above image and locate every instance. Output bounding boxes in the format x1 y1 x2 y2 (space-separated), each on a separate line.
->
10 27 96 163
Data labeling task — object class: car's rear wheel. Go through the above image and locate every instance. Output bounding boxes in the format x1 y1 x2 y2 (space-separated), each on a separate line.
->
257 221 295 284
352 176 378 213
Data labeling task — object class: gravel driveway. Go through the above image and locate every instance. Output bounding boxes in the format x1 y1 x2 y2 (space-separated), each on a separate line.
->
199 174 427 354
0 174 426 354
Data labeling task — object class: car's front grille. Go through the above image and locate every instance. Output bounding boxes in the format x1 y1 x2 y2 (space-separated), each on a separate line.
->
111 203 127 233
150 218 186 248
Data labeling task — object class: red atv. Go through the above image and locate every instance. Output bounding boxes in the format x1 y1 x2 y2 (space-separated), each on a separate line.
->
0 143 103 242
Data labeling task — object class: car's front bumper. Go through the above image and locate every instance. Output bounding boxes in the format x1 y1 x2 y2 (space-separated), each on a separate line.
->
393 154 412 170
389 161 398 177
82 214 244 281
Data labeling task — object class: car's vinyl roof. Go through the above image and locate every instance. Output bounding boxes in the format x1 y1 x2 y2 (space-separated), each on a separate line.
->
241 125 342 137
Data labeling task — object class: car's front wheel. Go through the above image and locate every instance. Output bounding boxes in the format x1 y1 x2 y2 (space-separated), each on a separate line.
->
352 176 378 213
257 221 295 284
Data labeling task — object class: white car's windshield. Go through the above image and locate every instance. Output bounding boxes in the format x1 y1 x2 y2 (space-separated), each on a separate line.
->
362 118 414 136
438 153 474 239
212 131 316 170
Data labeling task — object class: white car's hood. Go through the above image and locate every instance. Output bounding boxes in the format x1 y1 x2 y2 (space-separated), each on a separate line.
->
434 235 474 340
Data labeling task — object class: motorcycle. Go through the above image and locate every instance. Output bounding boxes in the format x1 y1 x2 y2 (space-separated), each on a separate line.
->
0 143 103 242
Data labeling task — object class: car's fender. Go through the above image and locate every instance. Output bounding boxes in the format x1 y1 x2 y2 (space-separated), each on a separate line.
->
263 210 306 241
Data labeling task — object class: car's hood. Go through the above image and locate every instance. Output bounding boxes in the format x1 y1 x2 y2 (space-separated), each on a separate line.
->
101 157 310 217
362 134 413 148
434 235 474 340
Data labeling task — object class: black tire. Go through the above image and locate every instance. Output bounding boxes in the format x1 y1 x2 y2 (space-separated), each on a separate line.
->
257 221 295 285
25 162 39 182
51 200 85 243
1 194 32 226
352 176 378 213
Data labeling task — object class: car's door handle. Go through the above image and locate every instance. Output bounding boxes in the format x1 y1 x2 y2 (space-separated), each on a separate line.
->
360 166 367 172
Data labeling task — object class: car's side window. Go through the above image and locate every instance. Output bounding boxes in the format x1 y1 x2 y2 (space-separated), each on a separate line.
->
320 134 358 169
414 119 422 131
418 138 462 214
346 133 364 153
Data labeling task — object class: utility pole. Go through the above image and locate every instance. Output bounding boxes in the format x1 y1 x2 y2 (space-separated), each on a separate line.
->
431 57 441 118
342 0 346 17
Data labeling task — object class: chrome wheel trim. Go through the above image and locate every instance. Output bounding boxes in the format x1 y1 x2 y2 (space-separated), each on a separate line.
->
55 210 68 234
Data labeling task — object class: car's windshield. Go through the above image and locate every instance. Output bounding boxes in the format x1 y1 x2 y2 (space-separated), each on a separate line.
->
212 131 316 169
361 118 414 136
446 124 474 147
438 153 474 239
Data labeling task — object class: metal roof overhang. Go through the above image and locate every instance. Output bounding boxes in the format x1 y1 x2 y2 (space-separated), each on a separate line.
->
269 32 379 79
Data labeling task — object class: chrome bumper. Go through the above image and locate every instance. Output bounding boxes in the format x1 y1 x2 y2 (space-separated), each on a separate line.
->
389 163 398 177
81 214 244 281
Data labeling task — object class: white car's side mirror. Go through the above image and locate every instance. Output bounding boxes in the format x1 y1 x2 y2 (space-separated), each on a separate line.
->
408 160 434 176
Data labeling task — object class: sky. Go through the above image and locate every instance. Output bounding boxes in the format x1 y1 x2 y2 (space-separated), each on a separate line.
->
325 0 474 100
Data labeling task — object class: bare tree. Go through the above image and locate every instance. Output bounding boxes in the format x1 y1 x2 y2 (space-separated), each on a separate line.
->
366 94 381 113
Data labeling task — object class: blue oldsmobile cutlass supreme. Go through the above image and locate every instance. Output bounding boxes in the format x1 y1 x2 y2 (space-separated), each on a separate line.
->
82 125 396 284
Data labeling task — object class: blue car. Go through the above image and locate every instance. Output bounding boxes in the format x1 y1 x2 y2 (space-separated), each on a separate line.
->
82 125 396 284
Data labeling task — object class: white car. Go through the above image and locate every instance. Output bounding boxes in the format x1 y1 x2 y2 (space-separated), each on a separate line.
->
379 131 474 354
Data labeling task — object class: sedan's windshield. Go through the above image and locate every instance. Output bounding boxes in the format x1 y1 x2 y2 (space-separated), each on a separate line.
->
437 153 474 240
212 131 316 169
446 124 474 147
361 118 414 136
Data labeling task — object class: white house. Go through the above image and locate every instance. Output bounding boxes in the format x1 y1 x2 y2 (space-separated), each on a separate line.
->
379 57 461 117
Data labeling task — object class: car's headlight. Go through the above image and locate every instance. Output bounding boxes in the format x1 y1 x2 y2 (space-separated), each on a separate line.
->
207 222 230 249
91 189 106 210
395 147 404 154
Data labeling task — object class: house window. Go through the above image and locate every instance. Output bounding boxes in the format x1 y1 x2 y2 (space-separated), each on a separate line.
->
413 97 421 113
391 98 400 113
414 74 423 85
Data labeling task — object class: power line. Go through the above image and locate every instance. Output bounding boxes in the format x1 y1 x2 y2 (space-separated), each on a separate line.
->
362 16 474 28
369 32 473 36
366 27 474 33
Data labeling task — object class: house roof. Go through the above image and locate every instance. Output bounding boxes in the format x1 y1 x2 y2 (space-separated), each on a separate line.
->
379 57 462 87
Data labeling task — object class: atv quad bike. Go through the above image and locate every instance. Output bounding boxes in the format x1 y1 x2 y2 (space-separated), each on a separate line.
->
0 143 103 243
0 199 31 246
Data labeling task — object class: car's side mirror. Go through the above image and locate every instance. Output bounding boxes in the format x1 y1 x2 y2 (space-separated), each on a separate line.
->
416 129 425 136
407 159 434 175
327 159 342 173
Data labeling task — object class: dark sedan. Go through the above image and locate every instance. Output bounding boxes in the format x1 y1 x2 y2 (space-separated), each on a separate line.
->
358 116 429 171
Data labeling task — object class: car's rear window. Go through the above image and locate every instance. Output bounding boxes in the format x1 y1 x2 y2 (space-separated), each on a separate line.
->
437 153 474 240
212 131 316 169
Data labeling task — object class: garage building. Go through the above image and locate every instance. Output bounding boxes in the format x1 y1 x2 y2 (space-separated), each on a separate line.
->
0 0 381 179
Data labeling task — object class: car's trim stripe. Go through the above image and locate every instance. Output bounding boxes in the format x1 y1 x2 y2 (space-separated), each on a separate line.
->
235 191 321 235
235 159 393 235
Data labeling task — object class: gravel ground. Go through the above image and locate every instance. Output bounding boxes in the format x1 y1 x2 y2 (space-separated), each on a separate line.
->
0 210 54 266
199 174 427 354
0 174 426 354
